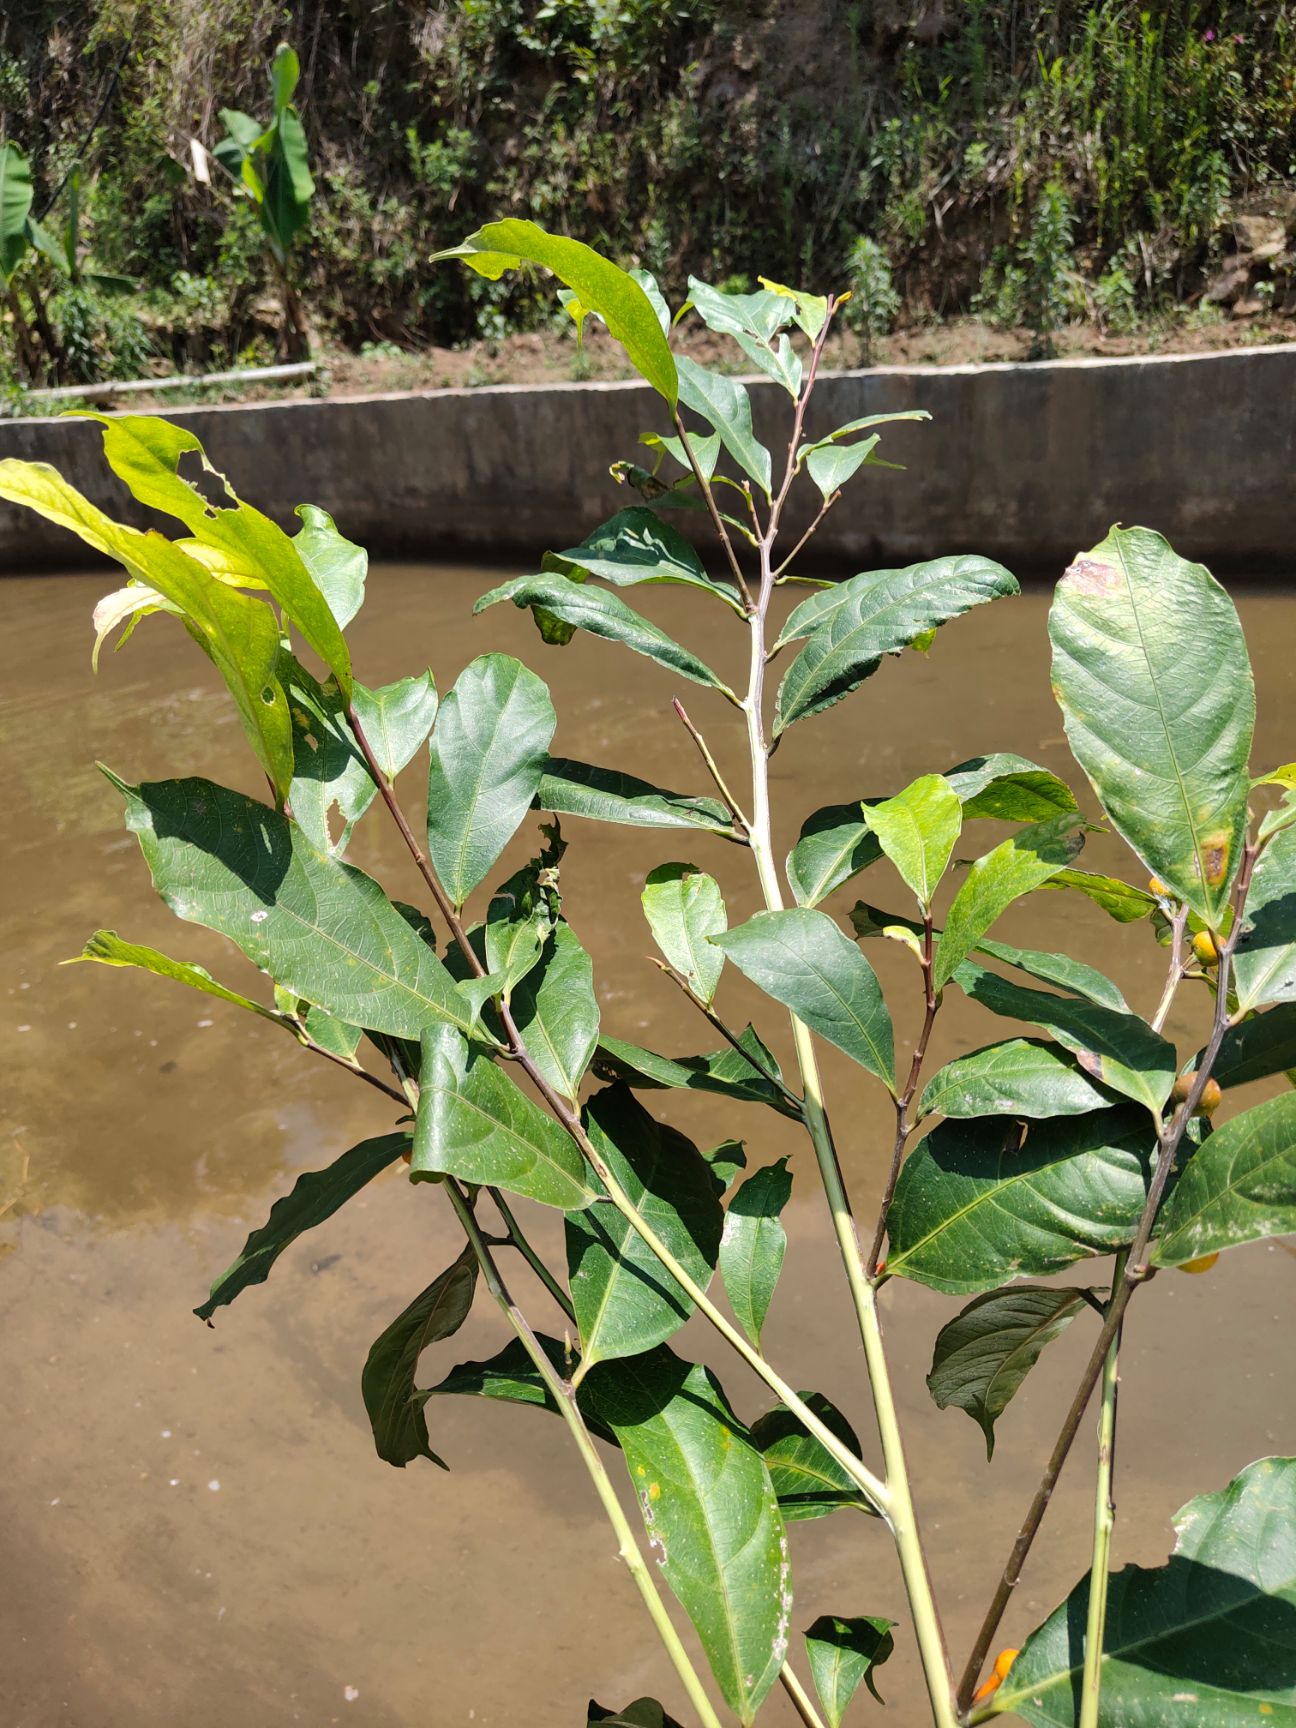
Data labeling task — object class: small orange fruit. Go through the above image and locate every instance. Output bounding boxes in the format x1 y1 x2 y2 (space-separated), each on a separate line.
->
1148 876 1170 897
1171 1073 1223 1116
972 1648 1020 1705
1180 1251 1221 1275
1192 930 1221 967
400 1146 413 1165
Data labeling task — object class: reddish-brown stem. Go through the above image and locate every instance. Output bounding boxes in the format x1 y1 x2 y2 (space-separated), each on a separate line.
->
671 697 752 834
956 844 1258 1716
672 411 754 610
867 914 938 1277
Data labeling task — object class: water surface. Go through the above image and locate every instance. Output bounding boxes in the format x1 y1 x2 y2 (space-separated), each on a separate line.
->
3 564 1294 1727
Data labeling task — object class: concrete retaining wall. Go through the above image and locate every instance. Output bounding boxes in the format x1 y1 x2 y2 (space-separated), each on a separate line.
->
1 344 1292 576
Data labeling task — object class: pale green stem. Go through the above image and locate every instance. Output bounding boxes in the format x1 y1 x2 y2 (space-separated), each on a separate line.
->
779 1661 829 1728
1079 1257 1126 1728
445 1179 726 1728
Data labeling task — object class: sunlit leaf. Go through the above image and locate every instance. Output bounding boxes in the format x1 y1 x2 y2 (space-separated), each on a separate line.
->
926 1286 1091 1458
537 757 738 838
865 774 962 910
804 1616 895 1722
1153 1091 1296 1266
559 507 742 611
1233 820 1296 1013
293 503 367 629
71 928 280 1023
566 1085 722 1369
596 1027 799 1119
749 1392 878 1522
677 356 772 494
361 1245 477 1467
886 1107 1155 1294
1049 527 1254 924
920 1038 1119 1121
934 814 1086 988
641 863 727 1005
508 921 600 1107
998 1457 1296 1725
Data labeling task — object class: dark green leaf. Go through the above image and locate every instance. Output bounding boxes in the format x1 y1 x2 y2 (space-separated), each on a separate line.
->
588 1699 683 1728
596 1029 799 1119
677 356 772 494
946 753 1079 822
353 671 438 779
787 802 884 909
111 773 474 1038
509 921 600 1107
952 961 1176 1116
1234 820 1296 1013
420 1334 618 1446
642 863 727 1005
426 654 557 907
715 909 894 1091
926 1287 1091 1458
361 1245 477 1467
435 219 678 403
974 937 1129 1011
567 1086 722 1369
536 758 737 838
720 1158 792 1348
1212 1003 1296 1090
72 928 280 1023
920 1038 1119 1121
704 1140 748 1194
582 1347 789 1722
293 504 367 630
476 574 734 695
412 1024 598 1209
804 1616 896 1722
887 1107 1156 1294
999 1457 1296 1725
934 815 1086 988
805 436 886 500
0 140 34 281
1049 527 1254 924
1153 1091 1296 1266
195 1133 408 1321
750 1392 877 1523
559 507 740 610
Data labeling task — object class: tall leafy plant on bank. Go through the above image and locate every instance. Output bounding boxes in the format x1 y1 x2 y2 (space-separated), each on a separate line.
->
213 42 315 359
3 221 1295 1727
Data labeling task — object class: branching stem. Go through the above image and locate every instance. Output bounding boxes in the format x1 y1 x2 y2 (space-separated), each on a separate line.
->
867 914 938 1277
672 697 752 833
1079 1252 1127 1728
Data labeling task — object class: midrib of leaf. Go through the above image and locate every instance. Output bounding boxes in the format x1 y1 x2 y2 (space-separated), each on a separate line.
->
983 1299 1084 1408
428 1074 581 1192
794 943 890 1082
451 675 520 905
581 1143 670 1361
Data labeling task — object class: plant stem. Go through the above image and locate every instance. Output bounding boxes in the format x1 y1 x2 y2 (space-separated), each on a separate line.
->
956 848 1257 1714
672 697 752 834
651 959 803 1107
867 914 938 1277
674 412 753 610
444 1179 726 1728
490 1187 577 1323
779 1662 829 1728
1078 1257 1126 1728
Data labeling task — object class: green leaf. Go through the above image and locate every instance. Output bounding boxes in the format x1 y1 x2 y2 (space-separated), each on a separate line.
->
0 464 295 797
1049 526 1255 924
1234 820 1296 1013
422 1334 619 1446
478 828 565 1006
412 1025 598 1210
865 774 962 910
920 1038 1119 1122
1037 866 1158 923
1212 1003 1296 1090
642 864 727 1005
582 1348 789 1723
804 436 887 500
195 1133 407 1321
974 937 1129 1011
946 753 1079 822
596 1028 799 1119
775 556 1019 734
559 508 741 611
566 1086 722 1369
589 1700 683 1728
804 1616 896 1722
887 1107 1156 1294
112 774 474 1038
953 961 1177 1116
476 575 733 696
361 1245 477 1467
934 815 1086 988
293 503 367 629
998 1457 1296 1725
1260 789 1296 845
705 1140 748 1195
787 802 884 909
71 929 281 1023
685 277 791 344
720 1158 792 1348
715 909 895 1091
749 1393 878 1522
426 655 556 907
0 140 34 282
1152 1091 1296 1266
677 356 772 494
507 921 600 1107
270 41 300 114
81 415 352 697
926 1286 1091 1458
536 758 737 838
434 219 678 404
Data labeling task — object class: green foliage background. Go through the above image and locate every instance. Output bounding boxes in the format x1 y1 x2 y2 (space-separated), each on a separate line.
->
0 0 1293 368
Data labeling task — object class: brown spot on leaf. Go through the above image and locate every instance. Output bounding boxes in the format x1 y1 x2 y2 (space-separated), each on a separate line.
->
1075 1049 1106 1083
1198 831 1230 888
1063 556 1120 596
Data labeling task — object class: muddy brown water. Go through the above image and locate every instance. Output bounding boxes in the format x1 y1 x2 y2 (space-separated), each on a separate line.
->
3 565 1294 1728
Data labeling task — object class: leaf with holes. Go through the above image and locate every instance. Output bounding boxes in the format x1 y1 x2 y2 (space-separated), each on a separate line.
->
926 1286 1092 1458
1049 526 1254 924
581 1347 790 1724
